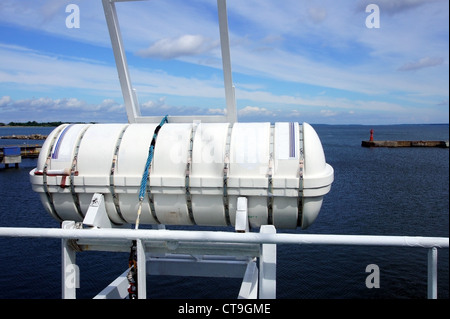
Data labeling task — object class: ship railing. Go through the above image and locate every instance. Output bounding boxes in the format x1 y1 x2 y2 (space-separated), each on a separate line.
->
0 221 448 299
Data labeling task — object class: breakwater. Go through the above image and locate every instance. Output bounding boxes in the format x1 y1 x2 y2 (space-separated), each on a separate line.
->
0 134 47 140
362 140 449 148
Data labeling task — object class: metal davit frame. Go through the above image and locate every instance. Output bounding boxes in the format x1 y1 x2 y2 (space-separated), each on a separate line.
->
63 195 279 299
102 0 237 124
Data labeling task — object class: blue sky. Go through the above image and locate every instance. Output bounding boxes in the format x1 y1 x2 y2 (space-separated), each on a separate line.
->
0 0 448 124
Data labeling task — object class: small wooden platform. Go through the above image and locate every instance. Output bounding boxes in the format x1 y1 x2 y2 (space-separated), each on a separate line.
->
362 140 449 148
0 145 42 168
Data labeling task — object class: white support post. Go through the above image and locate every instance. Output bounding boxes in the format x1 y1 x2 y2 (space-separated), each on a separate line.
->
259 225 276 299
137 239 147 299
217 0 237 123
61 221 78 299
94 268 130 299
238 259 258 299
102 0 140 123
427 247 438 299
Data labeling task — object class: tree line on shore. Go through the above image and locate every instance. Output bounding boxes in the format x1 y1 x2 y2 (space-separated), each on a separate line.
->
0 121 93 127
0 121 64 127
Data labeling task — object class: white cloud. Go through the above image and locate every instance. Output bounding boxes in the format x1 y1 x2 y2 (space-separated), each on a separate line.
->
308 6 327 24
137 35 219 59
5 96 113 111
238 106 274 117
398 57 445 71
207 108 226 115
139 97 226 118
0 45 119 95
140 97 170 111
320 109 339 117
0 43 225 101
356 0 444 15
40 0 67 23
289 109 301 117
0 96 127 122
0 95 11 107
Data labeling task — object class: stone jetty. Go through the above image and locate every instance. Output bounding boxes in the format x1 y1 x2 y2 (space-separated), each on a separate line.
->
362 140 449 148
0 134 48 140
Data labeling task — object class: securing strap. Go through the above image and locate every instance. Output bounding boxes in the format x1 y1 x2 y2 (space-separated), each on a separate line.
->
223 124 233 226
109 125 129 224
70 125 91 220
297 124 305 227
135 115 169 229
267 125 274 225
185 122 198 225
41 125 68 222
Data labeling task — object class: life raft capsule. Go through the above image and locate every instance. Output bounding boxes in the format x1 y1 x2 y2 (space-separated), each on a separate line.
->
30 122 333 229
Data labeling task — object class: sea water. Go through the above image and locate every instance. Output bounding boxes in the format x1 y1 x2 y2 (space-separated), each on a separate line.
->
0 124 448 299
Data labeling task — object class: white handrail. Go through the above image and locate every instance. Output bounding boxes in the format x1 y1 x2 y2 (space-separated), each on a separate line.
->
0 227 448 248
1 226 447 299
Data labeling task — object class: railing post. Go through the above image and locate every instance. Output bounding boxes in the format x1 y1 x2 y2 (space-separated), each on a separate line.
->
259 225 276 299
61 221 78 299
427 247 438 299
137 239 147 299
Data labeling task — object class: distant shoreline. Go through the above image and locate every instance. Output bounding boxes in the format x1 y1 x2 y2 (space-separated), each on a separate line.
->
0 121 448 127
0 121 84 127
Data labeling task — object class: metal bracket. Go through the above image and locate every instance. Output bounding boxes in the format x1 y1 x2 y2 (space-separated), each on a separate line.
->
83 193 114 228
235 197 249 233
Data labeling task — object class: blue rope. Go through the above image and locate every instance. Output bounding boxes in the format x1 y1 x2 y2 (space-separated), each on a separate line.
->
138 115 168 201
